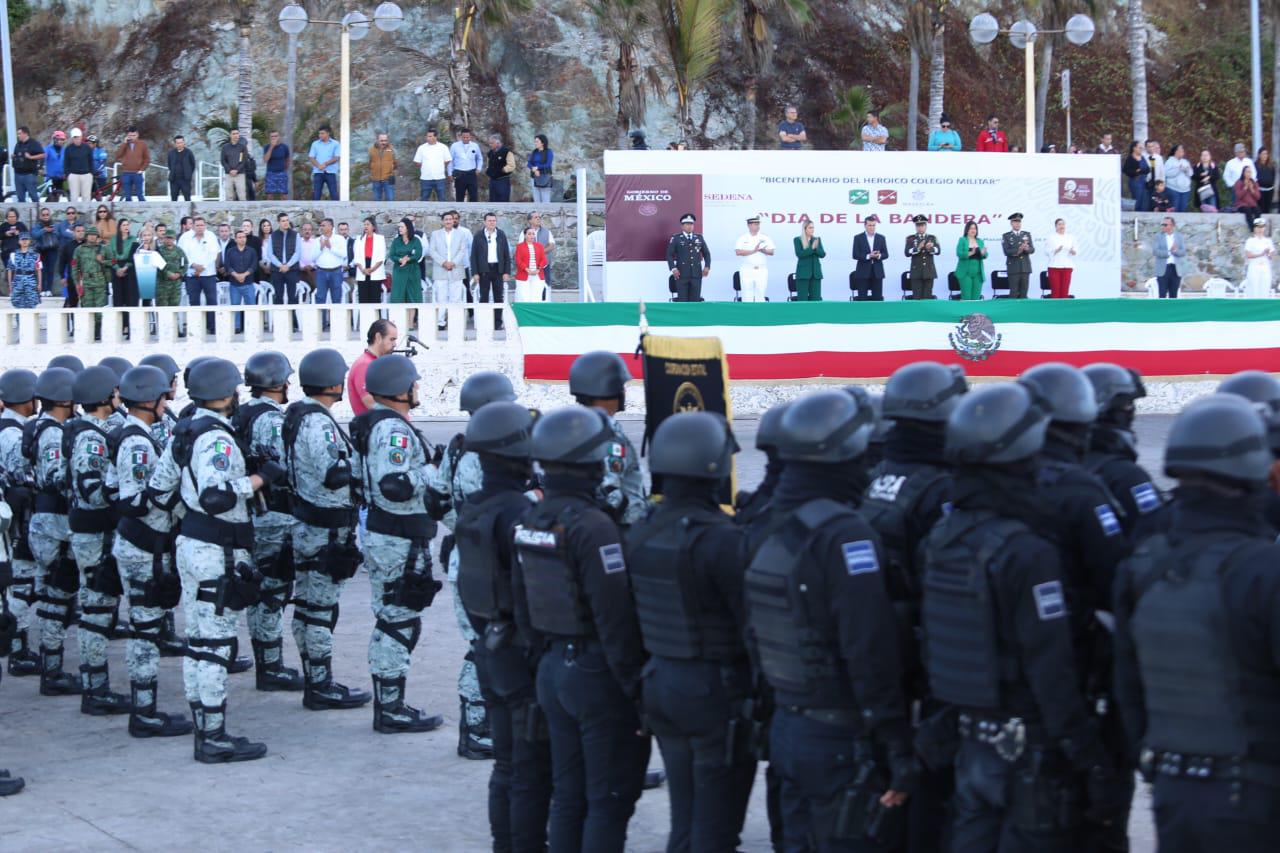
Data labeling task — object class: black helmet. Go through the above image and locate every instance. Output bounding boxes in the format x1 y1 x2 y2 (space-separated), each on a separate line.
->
34 367 75 402
298 348 348 389
243 351 293 389
568 351 631 399
531 405 613 464
460 371 516 415
97 356 133 381
1084 362 1146 411
71 365 119 406
650 411 736 480
465 401 536 459
946 382 1049 465
0 369 37 404
119 366 171 404
365 354 420 398
756 401 791 452
187 358 242 402
182 356 214 386
1218 370 1280 450
776 390 874 463
1019 362 1097 424
1165 393 1273 485
883 361 968 422
47 354 84 374
139 353 180 383
868 391 894 444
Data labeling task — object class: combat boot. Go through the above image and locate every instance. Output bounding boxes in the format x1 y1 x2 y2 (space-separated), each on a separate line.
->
458 697 494 759
38 647 80 696
7 631 41 676
0 769 25 797
226 637 253 674
156 612 187 658
303 656 372 710
372 675 444 733
193 703 267 764
252 639 303 692
128 681 194 738
79 663 131 716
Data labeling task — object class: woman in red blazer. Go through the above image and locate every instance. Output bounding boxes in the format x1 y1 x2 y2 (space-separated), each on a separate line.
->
513 226 548 302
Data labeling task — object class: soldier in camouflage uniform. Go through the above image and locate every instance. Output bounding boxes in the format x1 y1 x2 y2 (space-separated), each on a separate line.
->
65 366 132 714
24 366 81 696
0 496 26 796
351 354 445 733
110 366 192 737
235 351 304 692
73 226 109 341
285 349 371 710
98 357 133 434
433 371 517 759
0 370 41 676
568 351 648 525
154 225 186 308
150 358 282 762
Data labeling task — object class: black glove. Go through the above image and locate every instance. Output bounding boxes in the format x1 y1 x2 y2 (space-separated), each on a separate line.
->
257 459 287 487
1084 765 1130 827
430 444 445 467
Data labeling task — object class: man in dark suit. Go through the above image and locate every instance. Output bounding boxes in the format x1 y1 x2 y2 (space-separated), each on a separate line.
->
470 211 512 329
905 213 940 299
851 214 888 300
1001 212 1035 298
665 213 711 301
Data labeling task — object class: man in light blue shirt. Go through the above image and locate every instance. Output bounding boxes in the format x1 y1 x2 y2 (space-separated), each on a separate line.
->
927 113 962 152
448 128 485 203
309 125 341 200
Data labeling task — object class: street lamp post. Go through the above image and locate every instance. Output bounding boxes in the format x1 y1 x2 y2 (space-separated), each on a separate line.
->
279 2 404 201
969 13 1094 152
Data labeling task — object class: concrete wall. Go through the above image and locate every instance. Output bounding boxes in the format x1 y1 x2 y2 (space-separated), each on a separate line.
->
1121 212 1269 288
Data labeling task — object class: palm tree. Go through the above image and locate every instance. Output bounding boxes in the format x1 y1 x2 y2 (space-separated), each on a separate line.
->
906 1 947 150
589 0 664 150
203 107 272 152
653 0 733 144
1128 0 1148 143
830 86 905 148
445 0 533 131
234 0 255 142
737 0 811 149
926 10 946 134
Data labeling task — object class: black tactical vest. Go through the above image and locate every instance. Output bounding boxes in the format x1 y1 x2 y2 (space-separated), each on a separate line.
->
456 490 531 622
628 506 740 662
862 461 949 602
513 497 594 638
1130 533 1280 759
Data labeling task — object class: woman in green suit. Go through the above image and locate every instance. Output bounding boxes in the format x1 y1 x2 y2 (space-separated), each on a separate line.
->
388 217 423 304
792 221 826 300
955 220 988 300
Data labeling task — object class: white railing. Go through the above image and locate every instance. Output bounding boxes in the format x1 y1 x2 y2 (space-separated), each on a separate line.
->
198 161 225 201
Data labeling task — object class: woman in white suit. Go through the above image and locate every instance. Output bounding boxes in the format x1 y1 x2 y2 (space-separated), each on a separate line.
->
1244 218 1276 298
353 216 387 303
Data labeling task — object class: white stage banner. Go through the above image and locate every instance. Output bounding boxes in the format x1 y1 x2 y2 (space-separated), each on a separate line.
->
603 149 1121 302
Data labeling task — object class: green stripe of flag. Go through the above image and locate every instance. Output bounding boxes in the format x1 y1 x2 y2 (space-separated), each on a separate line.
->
512 300 1280 328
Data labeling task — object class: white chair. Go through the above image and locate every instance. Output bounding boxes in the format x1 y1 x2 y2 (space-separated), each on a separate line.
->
294 280 313 303
341 280 353 303
586 229 605 301
1204 276 1233 298
215 281 231 305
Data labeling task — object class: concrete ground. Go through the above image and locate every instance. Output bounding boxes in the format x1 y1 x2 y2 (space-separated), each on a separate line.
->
0 416 1172 851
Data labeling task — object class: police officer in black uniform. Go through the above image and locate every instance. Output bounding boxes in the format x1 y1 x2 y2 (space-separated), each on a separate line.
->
921 382 1126 852
628 411 754 851
455 401 551 853
861 361 967 853
513 405 649 852
666 213 711 302
1114 393 1280 853
1083 363 1165 535
735 401 788 530
744 390 915 851
1218 369 1280 530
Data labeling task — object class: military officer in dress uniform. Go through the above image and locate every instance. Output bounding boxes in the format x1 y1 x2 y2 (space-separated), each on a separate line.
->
666 213 711 302
905 214 941 299
734 215 775 302
1001 213 1034 299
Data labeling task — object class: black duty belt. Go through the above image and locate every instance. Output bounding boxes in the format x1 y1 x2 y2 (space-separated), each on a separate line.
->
958 712 1048 763
293 497 355 529
1141 749 1280 786
117 516 171 554
366 505 431 539
179 512 254 550
35 491 68 514
69 505 117 534
783 706 862 727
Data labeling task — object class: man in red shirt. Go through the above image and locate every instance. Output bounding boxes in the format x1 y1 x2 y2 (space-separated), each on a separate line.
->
348 318 399 415
975 114 1010 152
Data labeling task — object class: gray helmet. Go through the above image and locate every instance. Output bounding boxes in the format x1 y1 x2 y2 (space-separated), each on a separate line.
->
97 356 133 381
882 361 968 422
946 382 1049 465
139 353 180 383
1165 393 1273 484
465 401 536 459
187 358 242 402
1218 371 1280 436
47 354 84 374
0 369 37 404
1019 362 1097 425
869 391 894 443
460 371 516 415
71 365 119 406
298 348 348 389
365 354 420 398
531 405 614 464
119 366 171 404
756 402 791 452
34 367 75 402
568 351 632 399
243 351 293 389
650 411 736 480
776 390 874 463
182 355 214 386
1084 362 1146 410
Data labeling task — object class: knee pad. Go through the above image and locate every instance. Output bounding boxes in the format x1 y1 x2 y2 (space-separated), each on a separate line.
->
186 635 236 669
256 580 292 614
375 616 422 653
77 604 118 637
8 577 36 606
295 600 339 632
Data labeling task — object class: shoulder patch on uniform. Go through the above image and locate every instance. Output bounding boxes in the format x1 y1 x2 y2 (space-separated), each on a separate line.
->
211 454 229 471
599 543 626 575
44 447 60 461
322 428 337 444
388 432 410 450
1094 504 1122 537
608 441 625 459
867 474 906 503
1130 482 1160 515
388 448 406 465
87 439 106 456
211 438 234 457
1032 580 1066 621
841 540 880 576
130 448 149 466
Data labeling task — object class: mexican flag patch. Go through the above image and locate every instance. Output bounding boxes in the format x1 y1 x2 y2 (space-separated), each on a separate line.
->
88 440 106 456
131 448 149 466
323 428 337 444
44 448 60 462
389 434 410 450
212 438 234 456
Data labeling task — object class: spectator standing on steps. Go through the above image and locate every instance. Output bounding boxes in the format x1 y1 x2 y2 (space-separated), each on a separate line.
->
113 126 151 202
221 129 250 201
1193 149 1221 212
413 130 451 202
975 115 1009 152
778 105 806 149
368 132 397 202
861 110 889 151
309 126 341 201
43 130 67 201
528 134 554 203
11 126 44 203
927 114 962 151
64 128 95 204
485 133 515 202
262 131 291 201
167 135 196 202
449 128 484 203
1223 143 1256 208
